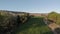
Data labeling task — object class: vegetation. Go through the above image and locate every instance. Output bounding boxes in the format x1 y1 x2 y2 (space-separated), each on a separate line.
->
15 17 53 34
0 11 29 34
2 11 60 34
48 11 58 22
48 11 60 25
0 13 16 34
55 28 60 34
56 14 60 25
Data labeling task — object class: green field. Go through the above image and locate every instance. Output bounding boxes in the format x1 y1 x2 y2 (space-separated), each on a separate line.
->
15 17 53 34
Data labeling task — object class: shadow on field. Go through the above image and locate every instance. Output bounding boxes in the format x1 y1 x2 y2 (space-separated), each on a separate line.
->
15 17 53 34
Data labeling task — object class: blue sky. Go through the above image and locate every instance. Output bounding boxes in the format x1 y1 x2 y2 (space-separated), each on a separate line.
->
0 0 60 13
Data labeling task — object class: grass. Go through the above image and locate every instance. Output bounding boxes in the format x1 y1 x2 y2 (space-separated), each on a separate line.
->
15 17 53 34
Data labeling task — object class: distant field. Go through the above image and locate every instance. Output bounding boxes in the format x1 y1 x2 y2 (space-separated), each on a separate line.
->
15 17 53 34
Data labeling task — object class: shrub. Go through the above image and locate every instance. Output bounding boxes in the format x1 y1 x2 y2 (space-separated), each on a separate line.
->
0 13 17 34
0 12 30 34
48 11 58 23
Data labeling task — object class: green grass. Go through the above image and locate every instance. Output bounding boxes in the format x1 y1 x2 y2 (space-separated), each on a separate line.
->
15 17 53 34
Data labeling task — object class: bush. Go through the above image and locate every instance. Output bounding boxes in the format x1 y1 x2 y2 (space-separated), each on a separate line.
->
56 14 60 25
48 11 60 25
48 11 58 23
0 12 30 34
0 13 17 34
19 13 30 24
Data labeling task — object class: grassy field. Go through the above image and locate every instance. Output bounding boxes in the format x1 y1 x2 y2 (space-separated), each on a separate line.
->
15 17 53 34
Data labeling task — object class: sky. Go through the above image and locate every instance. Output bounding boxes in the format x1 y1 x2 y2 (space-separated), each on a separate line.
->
0 0 60 13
